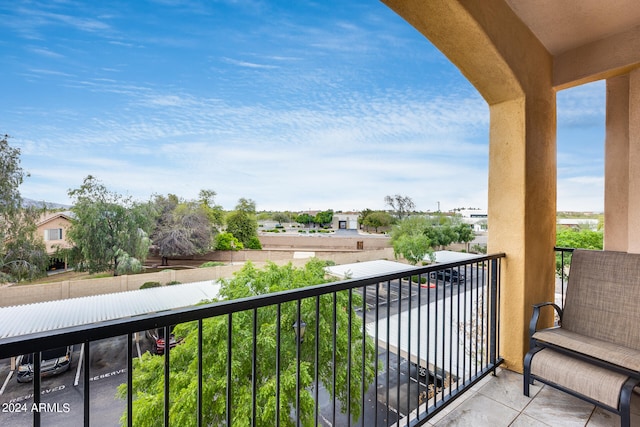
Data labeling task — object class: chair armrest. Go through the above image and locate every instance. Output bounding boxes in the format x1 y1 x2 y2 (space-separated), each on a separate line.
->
529 302 563 347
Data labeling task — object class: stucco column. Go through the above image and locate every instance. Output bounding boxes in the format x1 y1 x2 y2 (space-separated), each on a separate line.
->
605 75 630 251
629 70 640 253
605 70 640 253
488 93 556 373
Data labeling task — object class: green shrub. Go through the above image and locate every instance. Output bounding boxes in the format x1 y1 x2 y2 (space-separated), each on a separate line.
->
410 275 427 284
166 280 181 286
199 261 225 268
140 281 161 289
246 236 262 250
215 232 244 250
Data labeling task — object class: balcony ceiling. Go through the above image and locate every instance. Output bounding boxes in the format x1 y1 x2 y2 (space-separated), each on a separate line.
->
506 0 640 55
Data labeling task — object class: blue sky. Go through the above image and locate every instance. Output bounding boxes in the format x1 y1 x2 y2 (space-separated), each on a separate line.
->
1 0 605 212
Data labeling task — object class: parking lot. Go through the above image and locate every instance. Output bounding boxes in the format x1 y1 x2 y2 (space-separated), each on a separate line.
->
1 334 429 427
0 335 154 427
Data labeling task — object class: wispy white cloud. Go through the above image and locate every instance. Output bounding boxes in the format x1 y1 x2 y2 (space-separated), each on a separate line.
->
25 68 75 77
14 79 490 210
557 80 605 127
556 81 606 211
4 0 605 213
222 57 280 69
28 47 65 58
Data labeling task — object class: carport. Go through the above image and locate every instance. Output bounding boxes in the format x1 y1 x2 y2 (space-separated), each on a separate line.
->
0 281 220 390
325 259 418 280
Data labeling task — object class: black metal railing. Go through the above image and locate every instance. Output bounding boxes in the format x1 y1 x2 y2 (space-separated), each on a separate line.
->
554 247 575 309
0 254 504 427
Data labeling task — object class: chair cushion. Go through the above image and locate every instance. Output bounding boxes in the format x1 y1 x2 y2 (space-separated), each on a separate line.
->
533 328 640 372
530 348 630 409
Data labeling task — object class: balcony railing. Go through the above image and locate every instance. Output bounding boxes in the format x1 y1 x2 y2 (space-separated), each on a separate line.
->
0 253 504 427
554 246 575 309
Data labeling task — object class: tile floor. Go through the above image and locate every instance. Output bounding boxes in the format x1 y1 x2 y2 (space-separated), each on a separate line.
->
425 368 640 427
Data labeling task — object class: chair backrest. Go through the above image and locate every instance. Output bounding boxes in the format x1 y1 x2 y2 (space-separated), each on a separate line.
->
562 249 640 350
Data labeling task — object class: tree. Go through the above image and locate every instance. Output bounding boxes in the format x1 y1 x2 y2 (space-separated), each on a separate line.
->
454 223 475 251
556 227 603 250
214 232 243 251
0 135 23 221
555 227 603 278
362 211 393 233
67 176 152 275
151 195 213 266
226 199 261 249
119 260 377 426
198 189 225 231
423 224 457 249
235 197 256 214
314 210 333 227
0 135 48 282
390 216 429 242
295 213 314 228
390 216 433 264
384 194 415 219
357 209 373 229
393 233 432 265
2 206 49 281
272 212 290 225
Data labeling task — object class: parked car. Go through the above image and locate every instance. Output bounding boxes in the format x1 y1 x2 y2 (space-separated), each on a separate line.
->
430 269 465 285
146 326 181 354
17 346 72 383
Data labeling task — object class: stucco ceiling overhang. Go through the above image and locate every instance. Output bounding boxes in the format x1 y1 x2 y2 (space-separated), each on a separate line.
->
505 0 640 56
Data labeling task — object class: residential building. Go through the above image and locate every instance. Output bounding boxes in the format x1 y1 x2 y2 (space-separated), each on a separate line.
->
36 210 74 269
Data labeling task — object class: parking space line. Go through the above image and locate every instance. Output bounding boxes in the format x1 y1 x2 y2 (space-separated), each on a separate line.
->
0 368 14 395
74 343 84 387
0 355 21 395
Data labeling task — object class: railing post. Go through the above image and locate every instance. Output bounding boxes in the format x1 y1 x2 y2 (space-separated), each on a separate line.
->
127 337 132 427
34 352 41 427
489 258 499 370
164 326 170 427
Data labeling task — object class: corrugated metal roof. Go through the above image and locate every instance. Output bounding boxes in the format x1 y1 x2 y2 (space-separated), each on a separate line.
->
325 260 418 280
0 281 220 339
431 250 484 264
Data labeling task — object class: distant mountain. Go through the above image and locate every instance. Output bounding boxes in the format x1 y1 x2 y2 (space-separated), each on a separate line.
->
22 198 71 210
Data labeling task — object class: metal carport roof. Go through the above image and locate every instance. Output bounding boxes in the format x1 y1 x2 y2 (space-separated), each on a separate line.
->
0 281 220 339
325 259 418 280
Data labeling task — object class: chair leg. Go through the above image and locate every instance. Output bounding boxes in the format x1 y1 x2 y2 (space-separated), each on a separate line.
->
523 349 538 397
619 378 638 427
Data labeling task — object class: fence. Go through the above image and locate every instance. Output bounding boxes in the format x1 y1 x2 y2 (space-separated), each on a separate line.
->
0 248 395 307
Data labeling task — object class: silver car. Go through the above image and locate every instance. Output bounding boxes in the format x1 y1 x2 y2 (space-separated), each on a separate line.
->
17 346 72 383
